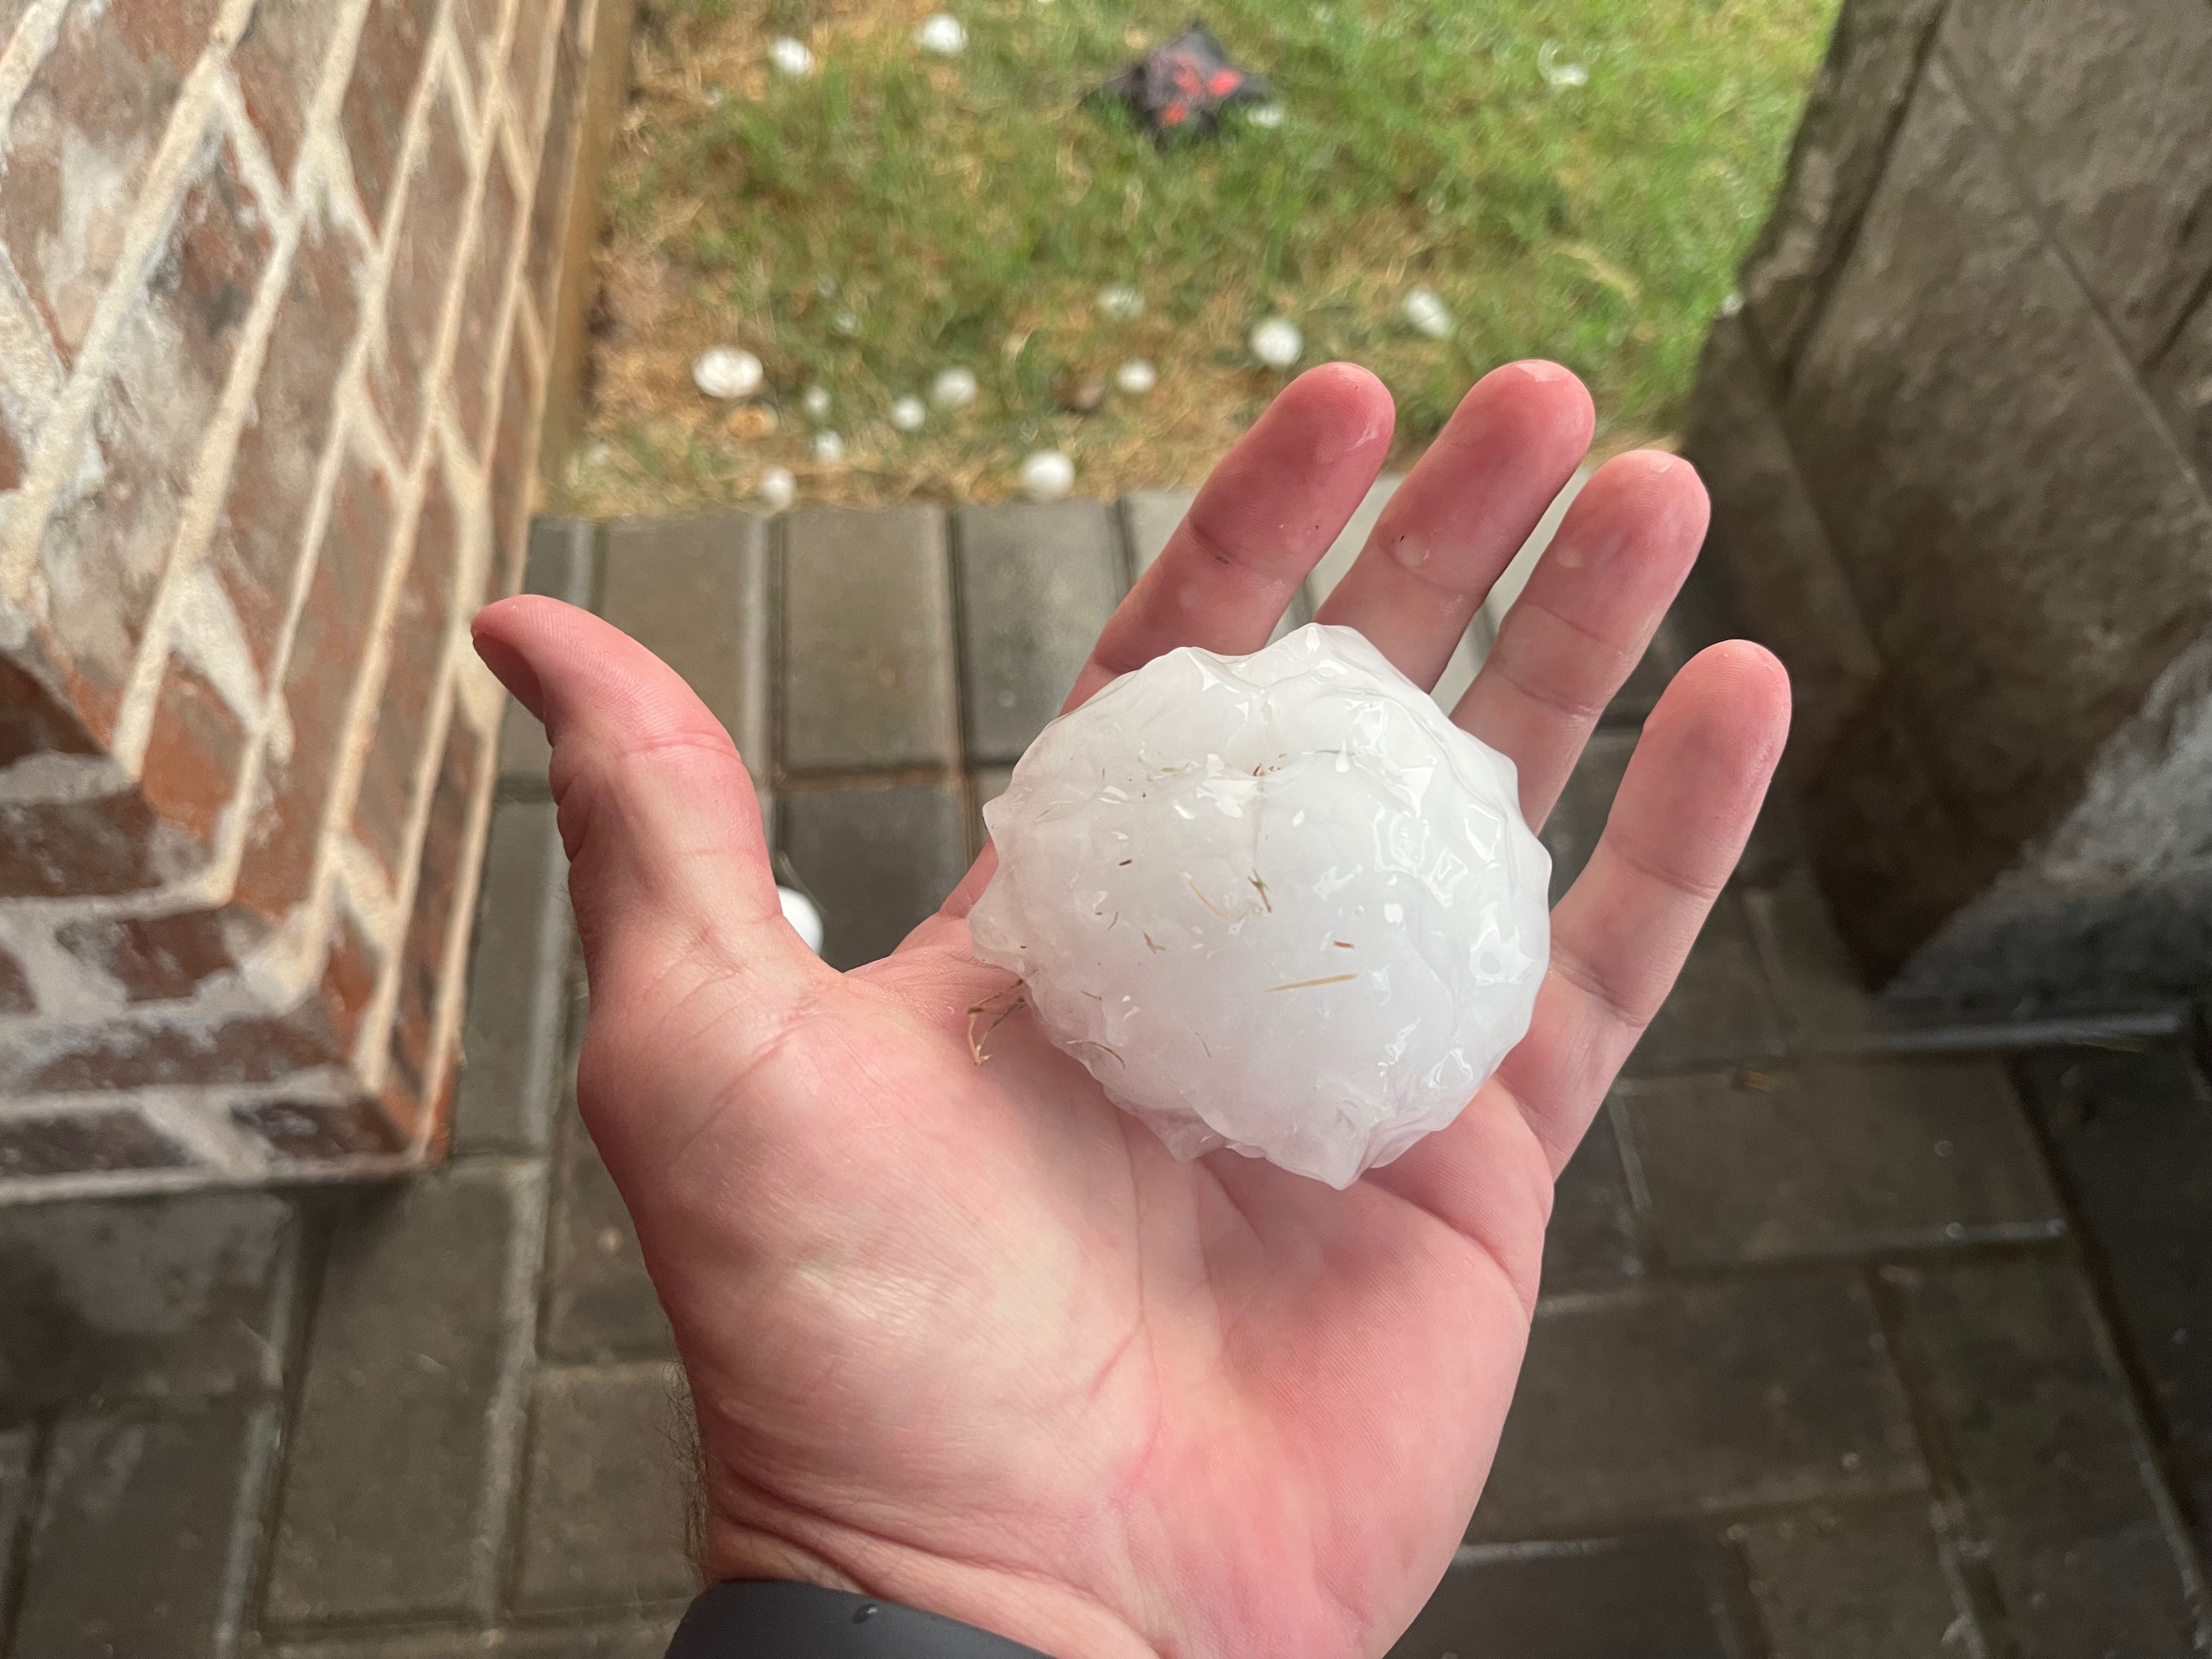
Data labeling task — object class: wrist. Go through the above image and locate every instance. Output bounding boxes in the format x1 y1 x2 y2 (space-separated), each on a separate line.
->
701 1509 1159 1659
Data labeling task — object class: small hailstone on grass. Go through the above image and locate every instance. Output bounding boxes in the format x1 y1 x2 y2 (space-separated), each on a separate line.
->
889 396 927 432
915 13 967 54
811 430 845 464
1538 41 1589 89
802 385 832 419
1402 286 1453 339
1097 284 1144 321
1019 450 1075 502
1245 103 1284 128
692 346 763 399
768 36 814 76
757 467 796 511
831 309 862 337
1115 359 1158 395
1250 317 1302 369
931 367 979 409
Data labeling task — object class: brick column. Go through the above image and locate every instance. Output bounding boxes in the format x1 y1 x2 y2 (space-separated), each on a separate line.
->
1684 0 2212 1006
0 0 616 1198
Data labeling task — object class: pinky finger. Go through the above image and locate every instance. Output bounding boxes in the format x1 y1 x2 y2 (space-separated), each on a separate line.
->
1498 641 1792 1170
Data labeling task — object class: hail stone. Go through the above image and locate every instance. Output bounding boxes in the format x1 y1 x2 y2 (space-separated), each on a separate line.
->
1250 317 1302 369
890 395 927 431
692 347 763 399
932 366 979 409
916 13 967 54
1402 286 1453 339
757 466 796 511
768 36 815 76
1019 449 1075 501
802 385 833 419
1114 359 1158 395
969 624 1549 1189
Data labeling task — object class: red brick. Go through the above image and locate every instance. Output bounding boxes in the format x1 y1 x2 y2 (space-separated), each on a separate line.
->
54 908 265 1003
233 0 343 183
232 1095 403 1160
367 86 469 457
317 906 381 1056
139 654 248 847
0 1006 340 1092
0 941 33 1015
522 25 582 329
0 1111 190 1178
354 469 460 874
207 210 365 674
506 0 556 143
234 442 396 918
0 789 193 899
33 140 273 741
451 148 521 455
450 0 503 100
385 712 481 1117
488 313 540 576
0 0 223 357
0 654 100 767
338 0 441 232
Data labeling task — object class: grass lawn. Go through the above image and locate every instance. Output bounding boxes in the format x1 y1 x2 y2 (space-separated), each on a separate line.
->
566 0 1838 514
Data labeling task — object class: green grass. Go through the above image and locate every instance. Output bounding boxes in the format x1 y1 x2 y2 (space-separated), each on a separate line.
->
571 0 1836 512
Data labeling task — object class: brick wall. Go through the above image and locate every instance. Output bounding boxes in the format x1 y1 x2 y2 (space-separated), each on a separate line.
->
0 0 611 1199
1683 0 2212 1004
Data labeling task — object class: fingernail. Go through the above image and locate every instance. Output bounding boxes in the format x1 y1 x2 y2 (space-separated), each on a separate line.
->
472 628 545 720
1508 359 1575 384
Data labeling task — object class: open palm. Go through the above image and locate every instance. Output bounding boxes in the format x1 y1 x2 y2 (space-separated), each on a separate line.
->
472 363 1788 1659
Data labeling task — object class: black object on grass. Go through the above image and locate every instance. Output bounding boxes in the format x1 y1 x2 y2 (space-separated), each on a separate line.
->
1095 22 1269 143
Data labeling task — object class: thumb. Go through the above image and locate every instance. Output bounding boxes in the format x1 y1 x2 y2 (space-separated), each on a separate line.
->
471 595 823 1064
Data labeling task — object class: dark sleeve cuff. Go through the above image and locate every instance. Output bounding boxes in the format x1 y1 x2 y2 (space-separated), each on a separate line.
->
665 1580 1060 1659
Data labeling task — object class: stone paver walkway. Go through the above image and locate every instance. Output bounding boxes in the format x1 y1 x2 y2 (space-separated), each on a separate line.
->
1 499 2208 1658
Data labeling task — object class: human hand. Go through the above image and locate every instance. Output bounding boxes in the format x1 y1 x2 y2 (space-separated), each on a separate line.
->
471 362 1788 1659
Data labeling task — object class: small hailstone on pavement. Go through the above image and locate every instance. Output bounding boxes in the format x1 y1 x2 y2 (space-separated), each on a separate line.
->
1097 284 1145 321
1250 317 1302 369
1019 449 1075 502
768 36 814 76
811 430 845 464
1115 359 1158 395
968 624 1549 1188
757 467 796 511
801 385 832 419
889 395 927 432
1402 286 1452 339
692 346 763 399
915 13 967 54
931 366 979 409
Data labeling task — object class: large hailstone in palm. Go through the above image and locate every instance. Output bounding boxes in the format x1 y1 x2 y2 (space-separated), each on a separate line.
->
969 624 1549 1188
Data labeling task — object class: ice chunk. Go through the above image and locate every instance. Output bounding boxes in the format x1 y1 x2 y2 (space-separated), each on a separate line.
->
970 623 1549 1188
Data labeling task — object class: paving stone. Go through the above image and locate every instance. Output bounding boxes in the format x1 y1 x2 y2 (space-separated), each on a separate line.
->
2015 1045 2212 1536
1745 862 1892 1051
602 515 771 776
1616 1059 2063 1266
1887 1256 2205 1656
1388 1533 1748 1659
264 1165 532 1626
1539 1108 1641 1295
13 1402 269 1659
1629 893 1787 1074
953 502 1126 764
0 1426 32 1621
514 1361 695 1611
777 782 970 970
1730 1498 1971 1658
542 1074 675 1366
781 507 958 772
451 798 572 1155
1469 1273 1923 1539
0 1190 293 1418
261 1617 682 1659
499 518 600 791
